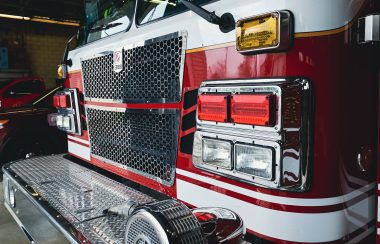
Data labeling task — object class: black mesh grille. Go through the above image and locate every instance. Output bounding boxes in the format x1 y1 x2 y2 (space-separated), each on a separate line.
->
87 108 179 185
81 32 185 103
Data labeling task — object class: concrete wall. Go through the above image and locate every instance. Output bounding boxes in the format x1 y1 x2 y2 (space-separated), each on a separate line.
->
0 19 78 88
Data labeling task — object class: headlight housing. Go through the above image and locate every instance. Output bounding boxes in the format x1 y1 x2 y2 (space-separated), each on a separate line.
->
202 139 232 169
235 144 274 180
192 78 312 191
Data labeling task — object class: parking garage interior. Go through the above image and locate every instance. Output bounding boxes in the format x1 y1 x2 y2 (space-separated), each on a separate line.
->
0 1 81 242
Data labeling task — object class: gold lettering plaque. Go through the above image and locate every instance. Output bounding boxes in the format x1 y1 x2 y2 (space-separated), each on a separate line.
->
236 13 279 52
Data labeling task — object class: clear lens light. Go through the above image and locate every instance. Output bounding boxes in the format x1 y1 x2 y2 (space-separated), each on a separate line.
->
62 116 71 129
56 115 63 127
202 139 232 169
235 144 273 179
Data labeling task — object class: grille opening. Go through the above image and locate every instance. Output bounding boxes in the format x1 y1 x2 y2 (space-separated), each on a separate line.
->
81 32 186 103
87 108 180 186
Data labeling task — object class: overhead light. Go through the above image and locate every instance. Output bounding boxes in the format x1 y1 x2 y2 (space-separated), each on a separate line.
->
0 13 30 20
0 13 79 26
30 17 79 26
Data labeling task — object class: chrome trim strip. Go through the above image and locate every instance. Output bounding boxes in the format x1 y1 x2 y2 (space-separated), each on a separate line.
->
3 172 80 244
358 14 380 44
86 104 127 113
85 104 177 115
84 97 123 104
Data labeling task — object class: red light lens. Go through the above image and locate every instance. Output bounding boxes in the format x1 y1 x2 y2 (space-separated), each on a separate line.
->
194 212 217 223
231 94 275 126
198 94 228 122
53 94 70 108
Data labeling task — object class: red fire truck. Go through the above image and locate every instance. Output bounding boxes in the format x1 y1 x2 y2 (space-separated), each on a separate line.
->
2 0 380 243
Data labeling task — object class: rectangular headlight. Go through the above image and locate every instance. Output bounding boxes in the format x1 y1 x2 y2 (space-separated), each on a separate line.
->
202 138 232 169
62 116 71 129
235 144 274 179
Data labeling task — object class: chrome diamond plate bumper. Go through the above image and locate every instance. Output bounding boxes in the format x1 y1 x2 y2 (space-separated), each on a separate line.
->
2 154 157 244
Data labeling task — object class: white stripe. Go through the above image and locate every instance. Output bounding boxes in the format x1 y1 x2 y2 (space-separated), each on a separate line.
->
177 179 375 243
377 228 380 235
67 135 90 145
68 141 90 161
177 168 375 207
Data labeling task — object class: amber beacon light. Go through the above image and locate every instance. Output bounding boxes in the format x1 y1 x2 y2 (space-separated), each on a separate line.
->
236 10 293 53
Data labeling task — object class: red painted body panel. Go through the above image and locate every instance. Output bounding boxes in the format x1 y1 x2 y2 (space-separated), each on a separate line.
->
64 4 380 242
180 32 377 199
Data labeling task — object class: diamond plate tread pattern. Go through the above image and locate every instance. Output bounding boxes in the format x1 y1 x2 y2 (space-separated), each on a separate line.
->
75 215 129 244
9 155 156 242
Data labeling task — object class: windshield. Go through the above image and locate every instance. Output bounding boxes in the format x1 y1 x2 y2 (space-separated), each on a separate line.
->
79 0 135 45
136 0 213 25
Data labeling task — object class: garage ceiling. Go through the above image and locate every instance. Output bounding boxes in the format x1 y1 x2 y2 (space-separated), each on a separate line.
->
0 0 83 22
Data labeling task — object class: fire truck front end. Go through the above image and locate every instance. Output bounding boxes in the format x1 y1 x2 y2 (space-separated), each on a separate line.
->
3 0 380 243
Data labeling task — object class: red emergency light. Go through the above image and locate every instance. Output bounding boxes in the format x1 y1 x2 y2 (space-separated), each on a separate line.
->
231 94 275 126
53 94 70 108
198 94 228 122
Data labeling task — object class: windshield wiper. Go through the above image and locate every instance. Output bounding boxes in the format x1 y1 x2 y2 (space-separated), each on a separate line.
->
90 22 123 33
181 0 235 33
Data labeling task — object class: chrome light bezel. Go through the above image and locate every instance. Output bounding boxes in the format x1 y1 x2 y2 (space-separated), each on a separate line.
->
234 143 275 180
197 80 283 135
55 88 82 135
193 78 312 192
202 138 232 170
193 131 281 189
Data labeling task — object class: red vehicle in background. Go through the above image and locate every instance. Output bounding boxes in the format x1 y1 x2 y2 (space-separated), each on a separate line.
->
0 77 46 108
0 86 67 180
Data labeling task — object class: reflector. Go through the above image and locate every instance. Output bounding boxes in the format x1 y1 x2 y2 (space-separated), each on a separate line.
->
231 94 274 126
198 95 228 122
53 94 70 108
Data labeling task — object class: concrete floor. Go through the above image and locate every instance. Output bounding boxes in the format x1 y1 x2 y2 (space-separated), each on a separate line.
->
0 180 29 244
